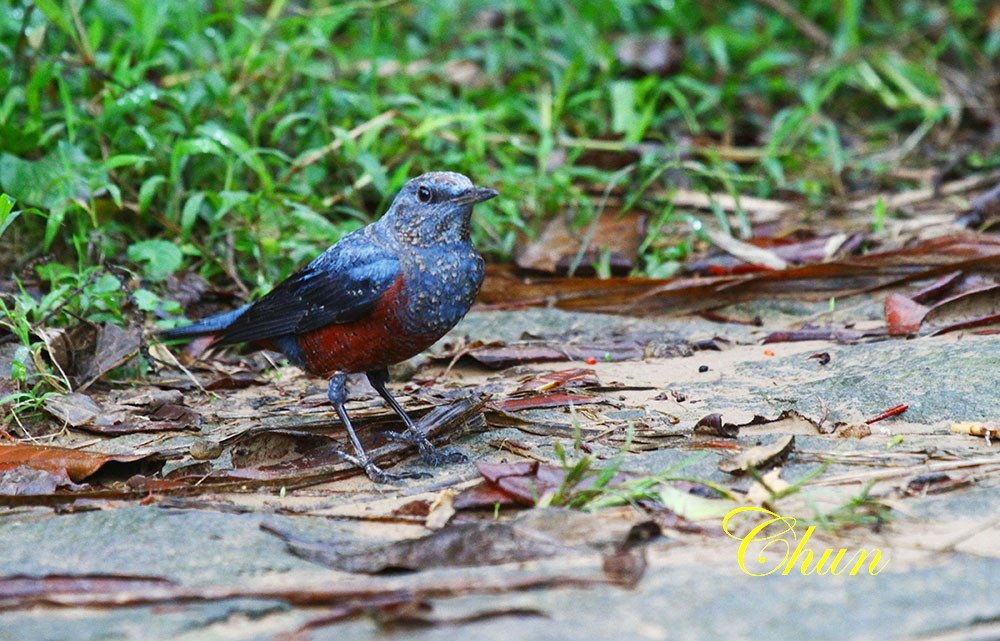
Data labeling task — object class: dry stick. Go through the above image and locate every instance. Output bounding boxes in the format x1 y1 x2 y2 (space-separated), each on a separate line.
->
812 456 1000 487
848 169 1000 212
669 189 791 221
282 110 397 181
67 0 95 64
753 0 832 49
149 344 207 394
3 566 614 611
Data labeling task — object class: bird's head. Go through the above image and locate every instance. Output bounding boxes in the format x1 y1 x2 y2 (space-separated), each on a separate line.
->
382 171 498 246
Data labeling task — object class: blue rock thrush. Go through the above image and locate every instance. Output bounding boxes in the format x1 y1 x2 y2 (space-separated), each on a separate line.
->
160 172 497 482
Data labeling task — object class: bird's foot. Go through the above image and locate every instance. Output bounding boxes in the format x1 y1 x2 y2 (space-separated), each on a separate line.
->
386 428 468 466
332 449 428 483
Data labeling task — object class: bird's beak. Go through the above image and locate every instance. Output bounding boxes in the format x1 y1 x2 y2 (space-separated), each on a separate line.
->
453 186 499 205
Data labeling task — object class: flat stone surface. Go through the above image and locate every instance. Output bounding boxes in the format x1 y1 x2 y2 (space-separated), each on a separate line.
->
2 305 998 641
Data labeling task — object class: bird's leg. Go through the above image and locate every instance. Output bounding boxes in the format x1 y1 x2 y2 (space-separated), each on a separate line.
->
327 373 422 483
366 368 467 466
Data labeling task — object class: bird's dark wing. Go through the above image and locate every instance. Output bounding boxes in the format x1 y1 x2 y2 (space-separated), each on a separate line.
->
217 240 401 345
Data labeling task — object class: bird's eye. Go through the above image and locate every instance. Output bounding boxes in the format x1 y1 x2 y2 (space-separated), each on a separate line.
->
417 185 432 203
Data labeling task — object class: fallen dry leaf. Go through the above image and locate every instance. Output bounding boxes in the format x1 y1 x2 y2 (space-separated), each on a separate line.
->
76 324 142 390
705 228 788 271
263 520 569 574
836 423 872 439
488 393 598 413
424 489 457 530
718 434 795 475
922 283 1000 335
456 461 634 509
0 466 82 496
479 233 1000 315
42 392 101 427
515 211 646 275
514 368 600 394
885 294 930 336
746 467 791 504
0 575 175 609
0 445 153 484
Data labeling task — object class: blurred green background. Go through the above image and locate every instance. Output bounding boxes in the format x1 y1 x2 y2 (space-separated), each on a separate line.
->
0 0 997 326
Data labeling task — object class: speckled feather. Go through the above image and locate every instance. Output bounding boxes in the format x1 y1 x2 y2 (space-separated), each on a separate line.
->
161 171 491 377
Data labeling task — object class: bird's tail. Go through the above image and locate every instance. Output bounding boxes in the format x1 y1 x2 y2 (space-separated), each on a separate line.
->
158 304 251 341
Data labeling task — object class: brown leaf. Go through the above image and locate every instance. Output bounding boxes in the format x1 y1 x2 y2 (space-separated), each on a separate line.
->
36 324 98 377
78 402 203 435
0 445 153 483
204 372 267 390
0 466 82 496
489 393 598 413
264 520 567 574
693 413 738 438
479 233 1000 315
514 211 646 275
469 461 631 508
0 575 175 607
113 388 184 410
42 392 101 427
885 293 930 336
76 324 142 390
453 482 523 510
687 232 865 275
922 283 1000 335
515 368 599 393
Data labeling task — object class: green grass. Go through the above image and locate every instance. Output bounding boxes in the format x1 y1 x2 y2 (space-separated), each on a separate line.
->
1 0 998 414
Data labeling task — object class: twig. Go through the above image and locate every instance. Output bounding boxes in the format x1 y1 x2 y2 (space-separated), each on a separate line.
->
848 169 1000 212
282 110 397 181
865 404 908 425
813 456 1000 487
669 189 791 222
705 228 788 270
67 0 95 64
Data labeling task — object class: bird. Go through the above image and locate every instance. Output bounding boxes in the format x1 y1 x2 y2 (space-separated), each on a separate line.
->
160 171 498 482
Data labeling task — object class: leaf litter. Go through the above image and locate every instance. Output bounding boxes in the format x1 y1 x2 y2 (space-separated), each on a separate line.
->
2 179 1000 634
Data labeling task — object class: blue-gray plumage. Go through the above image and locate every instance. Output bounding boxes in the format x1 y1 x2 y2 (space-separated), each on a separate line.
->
160 171 497 482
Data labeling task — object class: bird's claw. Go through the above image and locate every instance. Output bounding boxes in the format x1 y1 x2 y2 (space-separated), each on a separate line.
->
331 449 428 483
421 446 468 466
385 428 467 466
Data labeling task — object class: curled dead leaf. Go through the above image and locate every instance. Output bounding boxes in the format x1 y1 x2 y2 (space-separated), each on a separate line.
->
0 444 155 484
718 435 795 475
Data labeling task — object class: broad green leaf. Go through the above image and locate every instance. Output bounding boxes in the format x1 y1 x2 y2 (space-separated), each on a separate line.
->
180 191 206 237
127 239 183 281
196 123 273 191
132 288 160 312
138 175 166 212
0 193 18 237
0 141 106 209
